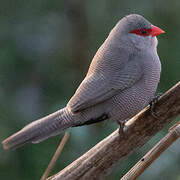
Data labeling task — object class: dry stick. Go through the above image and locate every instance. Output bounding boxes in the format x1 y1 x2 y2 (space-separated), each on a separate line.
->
121 121 180 180
48 81 180 180
41 131 70 180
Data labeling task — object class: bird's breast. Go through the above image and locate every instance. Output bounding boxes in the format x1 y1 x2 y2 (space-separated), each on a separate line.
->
109 52 161 121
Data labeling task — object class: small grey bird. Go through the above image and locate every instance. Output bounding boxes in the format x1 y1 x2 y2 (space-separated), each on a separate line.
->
2 14 164 150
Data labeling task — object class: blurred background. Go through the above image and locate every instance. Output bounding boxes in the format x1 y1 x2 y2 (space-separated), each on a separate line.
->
0 0 180 179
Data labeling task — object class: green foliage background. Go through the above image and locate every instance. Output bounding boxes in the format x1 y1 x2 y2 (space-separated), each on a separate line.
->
0 0 180 179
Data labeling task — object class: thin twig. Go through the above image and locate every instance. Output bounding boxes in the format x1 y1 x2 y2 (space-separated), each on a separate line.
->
121 121 180 180
41 131 70 180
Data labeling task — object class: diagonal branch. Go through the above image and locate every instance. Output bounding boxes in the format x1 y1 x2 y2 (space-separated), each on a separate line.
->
121 121 180 180
48 81 180 180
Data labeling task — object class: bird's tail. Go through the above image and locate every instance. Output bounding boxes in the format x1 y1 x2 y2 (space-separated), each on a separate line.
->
2 108 73 150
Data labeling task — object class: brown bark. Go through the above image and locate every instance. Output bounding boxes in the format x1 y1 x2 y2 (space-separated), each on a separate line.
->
48 81 180 180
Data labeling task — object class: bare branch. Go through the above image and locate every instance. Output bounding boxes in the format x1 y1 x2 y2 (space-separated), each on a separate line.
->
48 81 180 180
41 131 70 180
121 121 180 180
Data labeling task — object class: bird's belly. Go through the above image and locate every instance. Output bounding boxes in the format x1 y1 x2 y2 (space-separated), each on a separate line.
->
71 73 160 125
109 81 157 122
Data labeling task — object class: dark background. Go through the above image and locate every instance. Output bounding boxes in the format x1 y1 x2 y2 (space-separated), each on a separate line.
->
0 0 180 179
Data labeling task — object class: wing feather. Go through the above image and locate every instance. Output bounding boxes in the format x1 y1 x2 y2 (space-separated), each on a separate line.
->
67 56 143 113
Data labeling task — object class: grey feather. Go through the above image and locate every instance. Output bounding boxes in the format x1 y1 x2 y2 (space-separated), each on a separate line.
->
67 52 143 113
2 108 72 149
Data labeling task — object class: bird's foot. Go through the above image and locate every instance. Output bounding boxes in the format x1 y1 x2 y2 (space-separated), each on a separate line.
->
117 121 127 139
149 93 162 118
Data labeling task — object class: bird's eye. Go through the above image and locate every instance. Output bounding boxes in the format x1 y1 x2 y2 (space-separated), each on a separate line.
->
141 30 147 34
130 28 152 37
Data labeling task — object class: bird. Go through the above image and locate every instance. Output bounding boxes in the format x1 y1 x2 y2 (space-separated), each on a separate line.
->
2 14 164 150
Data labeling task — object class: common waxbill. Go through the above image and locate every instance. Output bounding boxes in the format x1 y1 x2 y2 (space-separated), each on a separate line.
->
2 14 164 150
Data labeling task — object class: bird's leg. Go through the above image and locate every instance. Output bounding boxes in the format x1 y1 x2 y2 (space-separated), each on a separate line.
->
118 121 125 134
149 93 162 118
117 120 127 137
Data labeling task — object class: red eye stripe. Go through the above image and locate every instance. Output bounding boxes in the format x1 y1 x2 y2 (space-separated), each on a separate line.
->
130 28 152 37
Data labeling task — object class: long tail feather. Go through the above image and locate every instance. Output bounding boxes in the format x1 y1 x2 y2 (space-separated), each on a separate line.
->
2 108 72 150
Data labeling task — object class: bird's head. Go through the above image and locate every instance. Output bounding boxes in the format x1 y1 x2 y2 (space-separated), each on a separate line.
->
111 14 165 51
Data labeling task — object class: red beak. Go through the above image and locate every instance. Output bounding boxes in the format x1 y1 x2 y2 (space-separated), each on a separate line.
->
151 25 165 37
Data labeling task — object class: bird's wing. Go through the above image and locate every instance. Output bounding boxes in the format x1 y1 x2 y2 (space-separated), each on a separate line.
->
67 53 143 113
